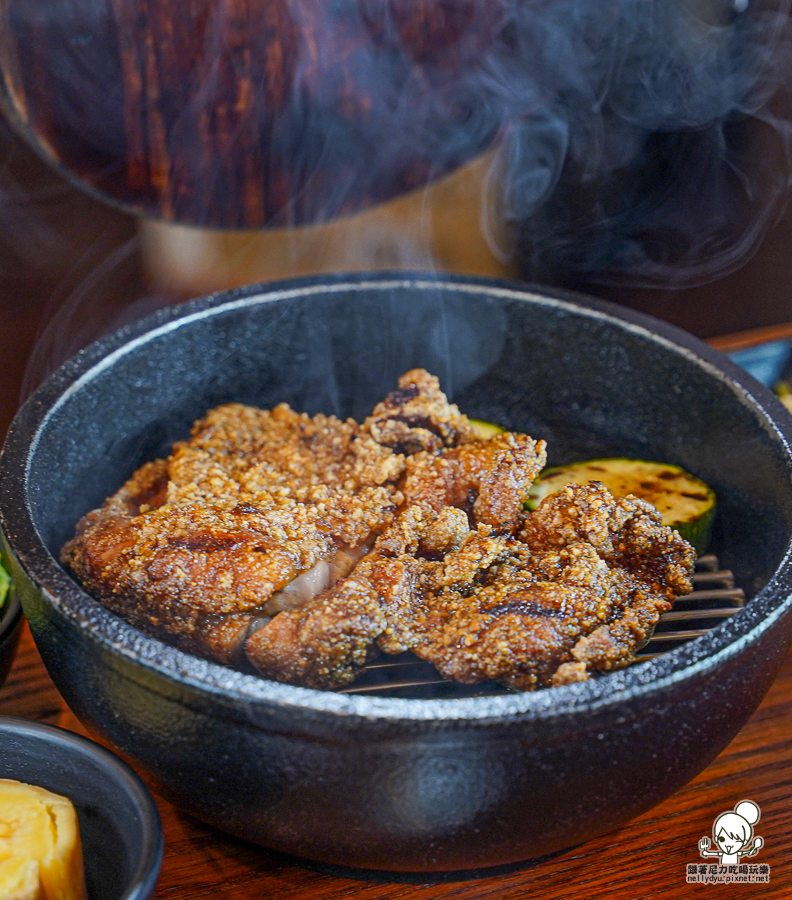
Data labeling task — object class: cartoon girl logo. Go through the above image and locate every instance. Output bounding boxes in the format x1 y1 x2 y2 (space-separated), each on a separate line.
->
699 800 764 865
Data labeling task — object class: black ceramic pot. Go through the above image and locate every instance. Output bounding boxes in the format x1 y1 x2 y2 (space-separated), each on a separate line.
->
1 274 791 871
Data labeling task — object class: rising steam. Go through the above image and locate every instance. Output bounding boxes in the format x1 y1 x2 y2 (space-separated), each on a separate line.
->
495 0 792 287
5 0 792 398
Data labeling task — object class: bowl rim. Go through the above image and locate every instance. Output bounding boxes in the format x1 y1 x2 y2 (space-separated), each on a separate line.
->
2 272 792 725
0 715 163 900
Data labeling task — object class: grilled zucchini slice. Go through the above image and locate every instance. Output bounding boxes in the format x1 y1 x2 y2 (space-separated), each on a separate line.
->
469 419 506 439
527 458 716 554
0 561 9 609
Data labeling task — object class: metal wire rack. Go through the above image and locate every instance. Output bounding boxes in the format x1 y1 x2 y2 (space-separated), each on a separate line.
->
339 553 745 699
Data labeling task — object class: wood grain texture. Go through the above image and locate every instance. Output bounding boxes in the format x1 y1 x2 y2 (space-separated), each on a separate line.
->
708 321 792 353
0 0 506 227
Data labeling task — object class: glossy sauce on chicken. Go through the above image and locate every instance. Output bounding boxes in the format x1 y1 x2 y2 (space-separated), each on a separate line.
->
61 370 695 691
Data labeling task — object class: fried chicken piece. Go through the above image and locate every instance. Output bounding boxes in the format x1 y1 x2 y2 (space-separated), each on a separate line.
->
244 427 545 679
61 401 408 665
247 478 692 689
520 481 694 601
363 482 694 690
402 432 547 528
62 367 695 694
363 369 475 453
61 370 479 677
244 576 386 689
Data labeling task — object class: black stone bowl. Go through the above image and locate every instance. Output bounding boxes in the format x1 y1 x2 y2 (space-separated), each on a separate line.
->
0 717 163 899
1 274 792 872
0 569 22 689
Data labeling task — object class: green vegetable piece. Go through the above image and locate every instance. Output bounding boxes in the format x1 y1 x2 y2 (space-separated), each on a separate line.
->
469 419 506 440
527 458 716 555
0 562 9 610
775 380 792 414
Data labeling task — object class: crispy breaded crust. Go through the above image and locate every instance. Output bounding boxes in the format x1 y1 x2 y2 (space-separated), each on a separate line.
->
245 577 386 689
364 368 475 453
62 370 476 669
62 372 694 691
402 432 547 528
364 482 694 689
61 403 406 663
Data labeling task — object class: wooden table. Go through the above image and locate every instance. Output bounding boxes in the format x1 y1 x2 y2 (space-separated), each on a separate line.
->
0 323 790 898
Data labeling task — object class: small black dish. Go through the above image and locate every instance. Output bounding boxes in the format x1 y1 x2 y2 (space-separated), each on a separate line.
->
0 581 22 689
0 717 163 900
